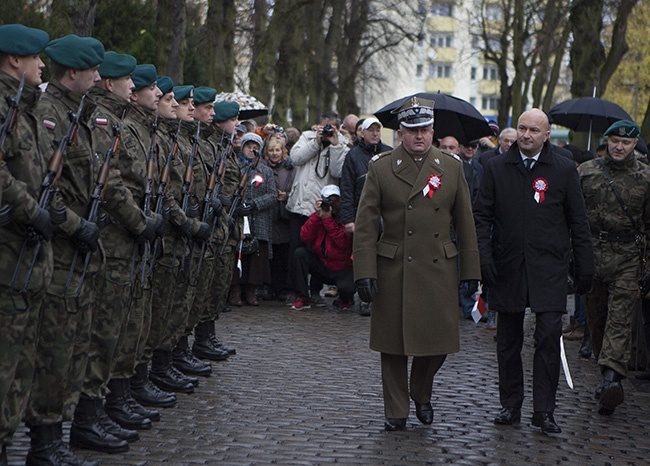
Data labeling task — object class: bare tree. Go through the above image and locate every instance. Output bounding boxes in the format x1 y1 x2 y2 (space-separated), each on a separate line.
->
157 0 187 83
50 0 98 36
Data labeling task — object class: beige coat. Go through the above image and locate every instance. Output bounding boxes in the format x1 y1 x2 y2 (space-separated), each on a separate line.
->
353 144 480 356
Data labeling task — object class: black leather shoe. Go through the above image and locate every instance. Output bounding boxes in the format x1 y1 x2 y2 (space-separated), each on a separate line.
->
415 402 433 425
598 369 624 416
531 412 561 433
384 418 407 431
493 407 521 425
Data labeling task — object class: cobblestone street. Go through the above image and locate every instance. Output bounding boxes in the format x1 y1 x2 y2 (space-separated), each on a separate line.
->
7 298 650 465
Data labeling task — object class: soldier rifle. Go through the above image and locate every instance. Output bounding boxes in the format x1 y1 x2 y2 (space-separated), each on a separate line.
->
65 106 127 297
10 95 85 296
0 72 26 227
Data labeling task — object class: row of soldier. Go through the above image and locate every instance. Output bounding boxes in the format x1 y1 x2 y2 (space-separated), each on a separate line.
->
0 25 249 466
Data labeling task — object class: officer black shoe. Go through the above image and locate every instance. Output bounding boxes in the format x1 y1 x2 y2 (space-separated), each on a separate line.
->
69 396 130 454
130 362 177 408
106 378 153 430
150 349 195 394
415 402 433 425
193 321 230 361
384 418 407 431
598 368 624 415
173 336 212 376
531 412 562 434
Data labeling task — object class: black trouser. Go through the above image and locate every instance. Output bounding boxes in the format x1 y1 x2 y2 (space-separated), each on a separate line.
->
496 311 563 413
288 213 322 294
293 246 354 301
642 299 650 371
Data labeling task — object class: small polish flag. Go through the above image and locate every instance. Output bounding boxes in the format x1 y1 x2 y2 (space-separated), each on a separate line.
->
42 119 56 130
251 174 264 187
471 283 487 324
95 117 108 126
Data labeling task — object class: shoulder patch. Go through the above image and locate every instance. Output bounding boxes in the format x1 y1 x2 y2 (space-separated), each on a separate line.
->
440 149 462 162
371 150 391 162
42 118 57 131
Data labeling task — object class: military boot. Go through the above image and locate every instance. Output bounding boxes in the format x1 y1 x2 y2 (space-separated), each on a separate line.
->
172 335 212 376
69 394 131 453
208 322 237 356
192 320 230 360
130 362 177 408
26 423 98 466
150 349 195 393
105 378 153 430
598 368 624 415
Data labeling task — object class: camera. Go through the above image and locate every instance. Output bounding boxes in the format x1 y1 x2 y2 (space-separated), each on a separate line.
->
322 124 334 138
320 198 332 212
273 126 285 133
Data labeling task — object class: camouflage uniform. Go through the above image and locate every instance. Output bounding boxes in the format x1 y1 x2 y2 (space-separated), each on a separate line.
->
81 87 148 399
0 71 53 446
579 153 650 377
25 80 102 425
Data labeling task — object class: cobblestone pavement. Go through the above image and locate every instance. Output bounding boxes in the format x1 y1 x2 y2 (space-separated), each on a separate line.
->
7 297 650 465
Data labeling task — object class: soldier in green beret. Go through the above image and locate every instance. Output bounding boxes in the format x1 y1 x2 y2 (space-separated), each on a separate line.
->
0 23 54 465
69 53 164 455
23 33 106 465
579 119 650 417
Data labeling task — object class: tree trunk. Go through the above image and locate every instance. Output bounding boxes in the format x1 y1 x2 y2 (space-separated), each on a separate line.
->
599 0 638 94
50 0 98 37
157 0 186 83
207 0 236 90
569 0 606 98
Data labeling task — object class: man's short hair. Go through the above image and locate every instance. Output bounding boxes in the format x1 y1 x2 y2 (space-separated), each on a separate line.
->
320 111 340 126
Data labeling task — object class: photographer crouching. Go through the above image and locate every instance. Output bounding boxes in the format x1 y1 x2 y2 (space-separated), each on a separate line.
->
290 185 355 311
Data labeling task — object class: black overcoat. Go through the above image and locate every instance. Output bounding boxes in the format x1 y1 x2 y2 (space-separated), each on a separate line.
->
473 142 594 313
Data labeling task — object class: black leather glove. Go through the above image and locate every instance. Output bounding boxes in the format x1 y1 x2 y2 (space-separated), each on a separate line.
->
30 207 53 241
0 204 11 228
178 219 193 240
219 195 233 209
574 274 593 295
481 263 498 288
140 213 164 242
48 204 67 225
236 202 254 217
194 221 211 244
462 279 479 299
73 218 99 252
210 193 223 218
356 278 378 303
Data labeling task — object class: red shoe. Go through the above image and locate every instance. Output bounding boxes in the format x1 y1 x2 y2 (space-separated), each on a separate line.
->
290 297 311 310
337 299 353 311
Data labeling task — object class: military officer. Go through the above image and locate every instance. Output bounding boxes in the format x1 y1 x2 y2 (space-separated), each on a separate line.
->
25 34 104 465
0 24 53 465
579 120 650 416
353 98 480 431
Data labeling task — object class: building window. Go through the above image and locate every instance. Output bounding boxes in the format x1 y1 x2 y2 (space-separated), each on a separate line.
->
416 64 423 77
431 2 453 16
430 34 453 48
429 62 452 78
481 96 500 111
470 97 477 107
483 66 498 80
471 67 477 80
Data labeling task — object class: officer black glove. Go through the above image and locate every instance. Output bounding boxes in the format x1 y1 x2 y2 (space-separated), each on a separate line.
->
139 213 164 242
73 218 100 252
29 207 53 241
178 219 194 240
481 263 498 288
574 274 593 295
210 192 223 218
462 279 479 299
236 202 254 217
194 221 211 244
356 278 378 303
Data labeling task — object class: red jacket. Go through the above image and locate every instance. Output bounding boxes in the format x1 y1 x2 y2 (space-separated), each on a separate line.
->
300 213 353 271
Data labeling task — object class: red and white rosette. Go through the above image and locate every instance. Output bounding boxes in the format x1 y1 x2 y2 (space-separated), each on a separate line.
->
532 177 548 203
422 174 442 198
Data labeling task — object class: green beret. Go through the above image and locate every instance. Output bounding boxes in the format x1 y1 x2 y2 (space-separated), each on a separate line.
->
213 101 239 122
604 120 640 139
157 76 173 95
45 34 104 69
98 51 136 79
0 24 49 56
193 86 217 105
173 85 193 101
131 64 157 91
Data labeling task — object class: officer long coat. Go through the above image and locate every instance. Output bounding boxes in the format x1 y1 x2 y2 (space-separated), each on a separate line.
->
353 144 480 356
473 141 594 313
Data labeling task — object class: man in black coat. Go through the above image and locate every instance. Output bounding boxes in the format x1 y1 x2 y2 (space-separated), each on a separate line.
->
473 108 594 434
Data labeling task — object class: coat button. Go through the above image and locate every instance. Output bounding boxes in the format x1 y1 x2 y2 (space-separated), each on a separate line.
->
435 207 440 211
408 204 413 210
434 233 439 237
408 230 413 236
408 256 413 262
433 258 438 263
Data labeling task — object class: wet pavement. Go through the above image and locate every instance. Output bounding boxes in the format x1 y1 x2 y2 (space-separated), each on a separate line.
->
6 296 650 465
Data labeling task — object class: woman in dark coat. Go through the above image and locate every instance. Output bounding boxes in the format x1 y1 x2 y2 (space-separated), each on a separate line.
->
473 109 594 434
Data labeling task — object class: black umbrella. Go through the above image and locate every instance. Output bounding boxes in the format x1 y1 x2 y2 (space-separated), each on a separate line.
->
547 97 632 150
374 92 493 144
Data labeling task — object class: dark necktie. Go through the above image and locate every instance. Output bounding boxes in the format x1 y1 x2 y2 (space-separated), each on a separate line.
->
524 158 534 171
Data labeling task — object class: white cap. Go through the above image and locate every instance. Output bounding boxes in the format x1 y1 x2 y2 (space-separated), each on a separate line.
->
321 184 340 198
361 117 382 131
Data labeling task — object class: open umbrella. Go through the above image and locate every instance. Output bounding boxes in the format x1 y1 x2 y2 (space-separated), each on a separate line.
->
547 97 632 151
215 91 269 119
374 92 493 144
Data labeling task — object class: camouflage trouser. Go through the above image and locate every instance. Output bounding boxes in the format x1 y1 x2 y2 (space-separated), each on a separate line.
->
586 247 640 377
144 253 178 358
0 286 44 444
187 244 218 332
197 245 235 326
163 262 195 350
112 258 152 377
82 258 132 398
24 272 94 425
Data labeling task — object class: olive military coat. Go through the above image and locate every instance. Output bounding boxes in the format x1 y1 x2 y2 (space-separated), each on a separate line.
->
353 144 480 356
